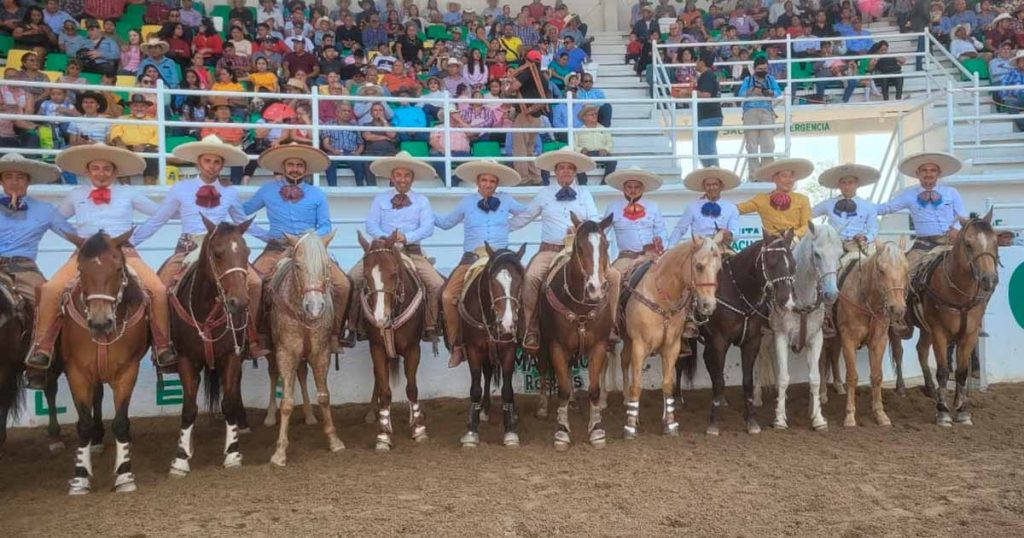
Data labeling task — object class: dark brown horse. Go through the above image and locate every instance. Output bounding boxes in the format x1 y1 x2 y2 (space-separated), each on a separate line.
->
535 213 615 450
678 231 797 435
61 231 151 494
358 230 428 451
457 243 526 448
168 216 255 476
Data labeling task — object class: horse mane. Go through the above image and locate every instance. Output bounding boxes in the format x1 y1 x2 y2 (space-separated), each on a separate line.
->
292 232 334 320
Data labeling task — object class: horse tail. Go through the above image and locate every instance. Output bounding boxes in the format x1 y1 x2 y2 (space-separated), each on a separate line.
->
389 357 401 386
0 365 25 422
754 334 778 388
679 351 698 385
202 366 222 414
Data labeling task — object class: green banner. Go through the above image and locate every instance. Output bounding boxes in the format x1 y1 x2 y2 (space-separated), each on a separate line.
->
34 391 67 417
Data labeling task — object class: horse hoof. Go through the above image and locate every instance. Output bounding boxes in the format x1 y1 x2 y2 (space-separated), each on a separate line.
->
589 429 606 448
168 459 190 478
833 383 846 396
664 422 680 436
270 451 287 467
773 420 788 430
535 408 548 420
263 416 277 428
304 416 318 426
364 409 377 424
412 426 429 442
920 386 935 398
623 426 638 440
954 412 973 426
479 410 489 423
936 412 953 427
503 432 520 447
329 439 346 452
747 422 762 435
238 427 252 435
460 432 479 448
705 424 719 436
113 474 137 493
554 430 571 448
223 453 243 468
844 415 857 428
875 413 892 427
375 442 392 452
812 419 828 431
90 444 104 455
48 441 65 454
67 478 91 496
820 393 829 405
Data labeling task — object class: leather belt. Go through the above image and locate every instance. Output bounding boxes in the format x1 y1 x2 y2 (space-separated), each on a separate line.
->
0 256 34 265
912 235 948 251
539 242 563 253
618 244 657 259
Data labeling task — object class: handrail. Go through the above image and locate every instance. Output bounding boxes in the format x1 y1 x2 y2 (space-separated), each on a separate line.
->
926 30 975 82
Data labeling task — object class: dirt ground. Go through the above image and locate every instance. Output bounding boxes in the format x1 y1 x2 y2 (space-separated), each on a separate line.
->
1 382 1023 537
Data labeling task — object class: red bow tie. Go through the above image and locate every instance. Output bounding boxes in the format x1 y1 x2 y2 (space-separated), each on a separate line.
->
623 202 646 221
769 191 792 211
196 184 221 208
280 183 304 202
88 187 111 205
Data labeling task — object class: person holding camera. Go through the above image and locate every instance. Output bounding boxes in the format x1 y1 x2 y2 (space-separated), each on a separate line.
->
737 57 782 176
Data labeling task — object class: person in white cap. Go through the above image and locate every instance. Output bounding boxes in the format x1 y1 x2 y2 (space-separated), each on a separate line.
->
603 168 667 274
670 167 741 247
738 157 814 240
813 163 881 268
435 160 527 367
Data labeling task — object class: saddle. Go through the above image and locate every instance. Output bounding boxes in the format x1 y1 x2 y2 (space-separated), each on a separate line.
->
542 237 576 289
0 271 32 333
906 245 953 331
459 248 491 304
617 260 654 333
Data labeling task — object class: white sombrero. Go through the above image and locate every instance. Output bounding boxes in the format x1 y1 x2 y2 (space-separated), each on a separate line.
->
992 13 1013 26
454 159 522 187
56 144 146 177
1013 51 1024 63
751 158 814 183
536 148 596 173
258 143 330 175
951 23 971 36
0 152 61 183
818 163 880 189
605 168 662 192
369 150 436 181
897 151 962 178
172 134 250 167
683 166 740 192
140 38 170 54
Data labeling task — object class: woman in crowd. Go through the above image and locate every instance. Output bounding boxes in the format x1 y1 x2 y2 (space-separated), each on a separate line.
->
160 22 193 69
228 26 254 58
193 18 224 66
119 29 143 76
868 40 905 100
463 47 488 89
13 6 57 56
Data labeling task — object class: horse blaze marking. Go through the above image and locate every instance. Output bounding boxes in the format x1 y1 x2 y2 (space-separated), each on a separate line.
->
34 391 67 416
587 233 601 292
230 240 239 253
157 378 184 406
370 265 386 324
496 269 514 333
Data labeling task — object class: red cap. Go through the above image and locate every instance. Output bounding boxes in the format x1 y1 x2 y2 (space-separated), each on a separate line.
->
526 50 542 62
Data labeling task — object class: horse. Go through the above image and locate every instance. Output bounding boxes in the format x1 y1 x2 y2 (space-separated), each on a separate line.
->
614 233 724 439
168 216 256 476
267 231 347 466
534 213 615 450
457 243 527 448
60 230 151 494
891 210 999 426
757 222 842 431
357 230 429 451
821 239 908 427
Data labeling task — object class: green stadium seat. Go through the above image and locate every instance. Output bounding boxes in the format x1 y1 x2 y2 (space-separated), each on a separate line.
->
471 141 502 157
80 72 102 84
0 35 12 58
425 24 448 41
961 57 990 81
542 140 567 153
44 53 68 72
165 135 198 153
400 141 430 157
115 19 137 42
124 4 146 22
211 5 232 22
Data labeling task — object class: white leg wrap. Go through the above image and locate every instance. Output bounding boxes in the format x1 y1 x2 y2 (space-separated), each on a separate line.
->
223 423 242 468
115 440 130 473
74 444 93 477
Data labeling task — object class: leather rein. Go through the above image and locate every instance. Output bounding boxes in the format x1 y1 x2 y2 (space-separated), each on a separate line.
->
543 236 611 358
458 251 523 348
714 241 793 344
360 247 424 359
623 245 716 329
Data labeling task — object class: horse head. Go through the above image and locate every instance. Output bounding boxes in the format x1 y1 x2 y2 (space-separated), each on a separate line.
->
688 233 724 316
358 229 403 327
285 230 335 320
805 221 843 305
956 209 999 293
569 212 613 303
874 237 909 320
760 230 797 311
483 242 526 341
67 229 132 337
201 214 253 315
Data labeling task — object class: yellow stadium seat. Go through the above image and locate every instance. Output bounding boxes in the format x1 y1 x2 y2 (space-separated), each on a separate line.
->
116 75 136 87
141 25 162 41
5 49 33 70
43 70 62 82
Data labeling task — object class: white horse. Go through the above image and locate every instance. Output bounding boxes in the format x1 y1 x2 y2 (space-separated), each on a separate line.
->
757 222 843 430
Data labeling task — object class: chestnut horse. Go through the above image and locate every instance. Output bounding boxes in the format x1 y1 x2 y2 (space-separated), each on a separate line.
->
457 243 527 448
61 231 151 494
168 216 255 476
358 230 428 451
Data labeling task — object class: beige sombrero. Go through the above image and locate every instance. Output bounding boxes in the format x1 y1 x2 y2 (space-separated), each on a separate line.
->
683 167 740 191
951 23 971 36
605 168 662 192
1013 51 1024 63
577 104 601 122
897 151 962 178
0 152 61 183
140 38 170 54
258 143 330 175
357 83 383 96
751 158 814 183
536 148 596 173
369 150 437 181
992 12 1013 26
454 159 522 187
818 163 880 189
172 134 250 167
56 144 146 177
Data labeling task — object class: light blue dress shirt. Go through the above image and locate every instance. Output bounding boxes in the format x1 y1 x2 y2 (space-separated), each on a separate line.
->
434 192 527 252
604 198 668 253
0 196 75 259
812 196 879 241
243 180 331 239
366 189 435 244
877 185 967 237
669 197 740 245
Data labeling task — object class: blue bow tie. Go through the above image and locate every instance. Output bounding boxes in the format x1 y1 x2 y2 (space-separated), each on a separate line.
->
834 198 857 217
0 196 27 212
477 196 501 213
917 190 942 208
700 201 721 218
555 187 577 202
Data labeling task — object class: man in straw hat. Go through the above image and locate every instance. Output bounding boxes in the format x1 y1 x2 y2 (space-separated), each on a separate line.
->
109 93 160 185
509 148 622 352
813 163 881 268
345 151 445 344
575 104 617 184
603 168 667 275
0 154 75 387
131 134 271 359
25 145 176 382
138 37 181 88
244 143 351 352
435 160 527 367
670 166 741 247
738 158 814 240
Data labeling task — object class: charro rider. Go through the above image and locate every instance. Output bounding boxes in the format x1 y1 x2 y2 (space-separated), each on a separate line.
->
244 143 352 352
130 134 271 360
0 154 75 389
509 148 622 353
738 158 814 239
25 145 175 386
813 163 881 268
670 166 741 248
435 159 526 368
603 168 667 277
346 151 445 345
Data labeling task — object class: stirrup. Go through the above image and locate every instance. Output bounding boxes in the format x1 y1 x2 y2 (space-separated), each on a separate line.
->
154 349 178 368
25 351 53 370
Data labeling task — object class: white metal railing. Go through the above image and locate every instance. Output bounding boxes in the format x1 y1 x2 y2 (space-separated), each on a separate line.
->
947 84 1024 162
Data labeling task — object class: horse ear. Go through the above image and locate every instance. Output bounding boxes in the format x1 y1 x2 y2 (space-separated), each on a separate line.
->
201 214 216 234
515 243 527 260
237 216 256 234
357 230 370 252
807 221 816 235
957 215 970 227
692 233 704 248
387 230 401 245
783 229 794 243
64 233 87 249
875 237 885 252
111 227 134 249
321 229 336 248
983 207 994 224
484 241 495 259
569 211 582 229
898 235 907 251
284 233 300 246
713 229 727 246
598 213 614 231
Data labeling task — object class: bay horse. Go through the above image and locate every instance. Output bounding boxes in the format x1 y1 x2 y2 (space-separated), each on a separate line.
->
268 231 347 466
358 230 428 451
535 213 615 450
61 230 151 494
821 239 908 427
757 222 842 431
615 233 723 439
457 242 527 448
168 215 255 476
678 231 797 435
891 210 999 426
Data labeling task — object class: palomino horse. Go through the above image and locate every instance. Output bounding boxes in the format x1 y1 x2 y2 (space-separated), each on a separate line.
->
268 231 347 466
535 213 615 450
678 232 797 435
891 210 999 426
457 243 527 448
358 230 429 451
758 222 842 431
615 233 723 439
821 239 908 426
168 216 256 476
61 231 151 494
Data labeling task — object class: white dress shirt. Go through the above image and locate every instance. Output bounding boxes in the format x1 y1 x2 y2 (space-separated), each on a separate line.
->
131 176 268 245
877 184 967 237
508 183 599 244
57 184 160 238
669 197 740 245
365 188 435 245
603 198 668 254
812 196 879 241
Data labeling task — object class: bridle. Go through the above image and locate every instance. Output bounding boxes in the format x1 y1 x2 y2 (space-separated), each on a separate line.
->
839 243 907 331
459 250 523 345
628 240 719 328
722 239 794 317
75 252 133 345
360 244 424 359
563 229 610 307
944 219 1000 301
186 227 249 356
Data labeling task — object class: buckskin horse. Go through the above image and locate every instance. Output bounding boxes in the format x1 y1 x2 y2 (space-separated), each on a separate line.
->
168 216 255 476
268 231 347 466
456 243 526 448
358 230 429 451
614 233 723 439
60 231 151 494
535 213 615 450
891 210 999 426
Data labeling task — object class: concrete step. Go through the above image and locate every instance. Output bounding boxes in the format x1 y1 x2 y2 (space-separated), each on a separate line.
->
597 64 639 77
611 104 655 120
597 76 649 89
602 87 652 99
593 52 629 64
591 43 629 55
953 121 1018 139
610 133 673 154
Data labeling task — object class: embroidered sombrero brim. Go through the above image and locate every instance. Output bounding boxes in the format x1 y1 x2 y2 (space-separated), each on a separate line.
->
818 163 880 189
0 152 61 183
258 144 330 175
683 167 740 192
56 144 146 177
897 152 962 178
605 168 663 192
751 158 814 183
454 160 522 187
368 151 437 181
172 135 250 168
536 148 596 173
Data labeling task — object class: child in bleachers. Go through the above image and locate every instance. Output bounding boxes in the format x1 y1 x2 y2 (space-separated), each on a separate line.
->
36 87 77 145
